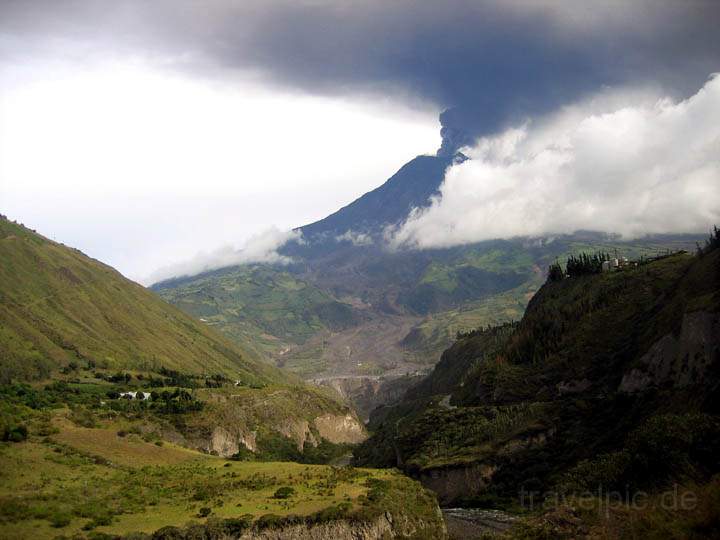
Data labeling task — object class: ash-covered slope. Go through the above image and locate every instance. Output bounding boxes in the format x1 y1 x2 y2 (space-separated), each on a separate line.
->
298 154 458 240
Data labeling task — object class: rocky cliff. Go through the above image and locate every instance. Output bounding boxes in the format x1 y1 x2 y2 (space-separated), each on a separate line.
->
313 374 426 420
144 385 367 459
237 511 447 540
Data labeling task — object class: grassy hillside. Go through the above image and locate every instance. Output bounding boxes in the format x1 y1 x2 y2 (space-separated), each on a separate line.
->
399 278 542 363
0 216 279 384
356 242 720 517
0 216 375 461
0 394 443 540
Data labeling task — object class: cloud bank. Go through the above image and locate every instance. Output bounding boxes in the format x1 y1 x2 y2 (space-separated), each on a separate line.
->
146 227 302 285
2 1 718 144
391 76 720 248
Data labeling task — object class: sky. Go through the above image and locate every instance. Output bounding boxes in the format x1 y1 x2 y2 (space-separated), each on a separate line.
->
0 63 438 282
1 1 719 283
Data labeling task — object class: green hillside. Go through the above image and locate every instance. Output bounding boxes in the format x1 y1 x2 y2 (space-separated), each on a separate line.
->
355 237 720 530
0 387 443 540
0 216 278 385
154 265 361 360
0 216 375 456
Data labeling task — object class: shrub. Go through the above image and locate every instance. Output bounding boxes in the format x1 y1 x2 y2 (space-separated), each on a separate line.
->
49 510 72 528
83 514 113 531
2 424 28 442
272 486 296 499
255 514 284 528
310 502 352 524
197 507 212 518
561 413 720 493
547 261 564 282
229 447 255 461
69 406 96 428
151 526 184 540
222 516 253 535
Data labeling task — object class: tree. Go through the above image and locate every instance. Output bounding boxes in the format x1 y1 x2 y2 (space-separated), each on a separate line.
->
2 424 28 442
547 261 564 282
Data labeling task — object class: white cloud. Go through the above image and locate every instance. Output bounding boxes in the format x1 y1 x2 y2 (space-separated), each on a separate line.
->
335 230 373 246
390 76 720 249
145 227 302 285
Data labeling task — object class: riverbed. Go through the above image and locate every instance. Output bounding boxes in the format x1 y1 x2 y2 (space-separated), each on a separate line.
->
442 508 518 539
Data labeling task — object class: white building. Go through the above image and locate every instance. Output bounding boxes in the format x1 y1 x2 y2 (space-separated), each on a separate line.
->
119 391 151 400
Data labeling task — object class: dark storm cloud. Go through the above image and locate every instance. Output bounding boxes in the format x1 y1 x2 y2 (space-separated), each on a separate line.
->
2 0 718 143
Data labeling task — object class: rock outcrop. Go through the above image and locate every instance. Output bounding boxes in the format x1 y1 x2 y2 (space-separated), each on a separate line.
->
620 311 720 393
314 374 424 420
314 413 366 444
277 419 318 451
186 412 366 457
238 511 447 539
419 464 498 505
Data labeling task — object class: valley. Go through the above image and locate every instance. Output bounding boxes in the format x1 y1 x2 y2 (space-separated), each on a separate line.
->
2 190 716 540
3 2 719 538
2 215 718 539
0 216 447 539
155 212 701 384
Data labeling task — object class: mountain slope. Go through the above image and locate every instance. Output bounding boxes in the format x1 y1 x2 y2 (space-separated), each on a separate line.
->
355 246 720 507
0 215 371 457
154 264 362 361
0 216 277 384
298 154 456 238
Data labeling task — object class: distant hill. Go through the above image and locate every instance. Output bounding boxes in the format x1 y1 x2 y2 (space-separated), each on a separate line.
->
0 216 278 384
156 228 701 380
154 264 363 361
